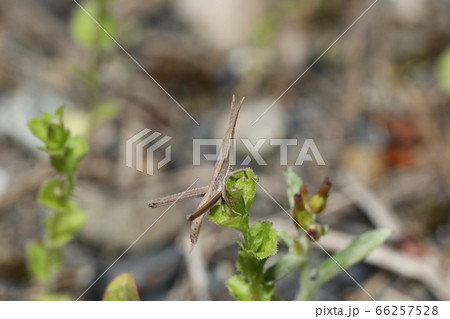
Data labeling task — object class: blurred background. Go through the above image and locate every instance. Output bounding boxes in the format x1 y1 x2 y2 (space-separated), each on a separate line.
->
0 0 449 301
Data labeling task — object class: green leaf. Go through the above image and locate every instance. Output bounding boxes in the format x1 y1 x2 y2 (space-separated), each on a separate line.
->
265 254 306 282
102 273 140 301
233 169 257 207
284 167 302 209
70 0 117 51
314 229 391 289
38 179 67 210
45 123 70 152
436 48 450 95
228 269 274 301
45 207 86 246
246 222 277 260
209 203 246 232
28 118 50 143
28 107 70 151
50 136 88 175
55 106 64 124
225 169 257 216
236 249 264 280
226 275 252 301
209 169 257 231
26 241 62 282
65 136 89 173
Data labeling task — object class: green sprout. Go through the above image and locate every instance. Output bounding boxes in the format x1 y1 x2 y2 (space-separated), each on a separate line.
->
26 107 88 299
212 167 390 300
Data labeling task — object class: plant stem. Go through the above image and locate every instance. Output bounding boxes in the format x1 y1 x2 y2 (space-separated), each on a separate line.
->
295 233 314 301
250 280 262 300
296 262 313 301
66 174 75 198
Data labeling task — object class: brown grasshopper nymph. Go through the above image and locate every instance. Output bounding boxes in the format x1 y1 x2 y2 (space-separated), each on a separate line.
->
148 95 245 244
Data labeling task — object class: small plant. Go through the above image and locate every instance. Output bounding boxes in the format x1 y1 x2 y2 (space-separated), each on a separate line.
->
212 167 390 300
209 169 277 300
68 0 120 135
26 107 88 299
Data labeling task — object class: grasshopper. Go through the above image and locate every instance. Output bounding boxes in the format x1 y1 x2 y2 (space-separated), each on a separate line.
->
148 95 246 244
